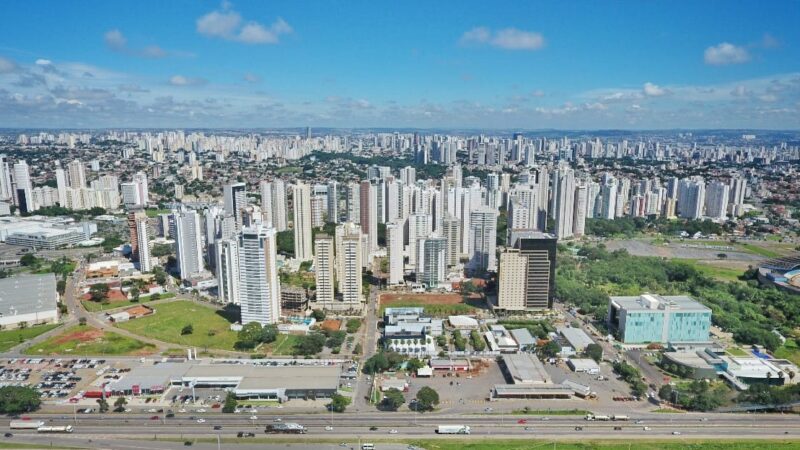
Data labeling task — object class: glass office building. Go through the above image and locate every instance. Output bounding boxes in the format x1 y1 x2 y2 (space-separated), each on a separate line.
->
608 294 711 344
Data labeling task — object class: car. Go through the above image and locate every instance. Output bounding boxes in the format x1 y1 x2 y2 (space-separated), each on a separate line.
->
700 417 708 422
524 426 534 431
369 426 378 431
614 426 623 431
574 426 583 431
250 416 258 420
672 431 682 435
150 416 159 420
635 420 644 424
325 426 334 431
196 419 206 424
389 429 398 434
178 409 187 413
166 413 175 418
148 408 157 413
541 417 550 421
643 427 652 431
183 441 192 446
340 444 348 448
517 419 528 424
213 425 222 430
3 433 12 438
196 409 206 413
124 408 132 413
273 417 281 422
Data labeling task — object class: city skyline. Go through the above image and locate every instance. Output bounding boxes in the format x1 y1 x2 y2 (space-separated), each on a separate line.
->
0 1 798 129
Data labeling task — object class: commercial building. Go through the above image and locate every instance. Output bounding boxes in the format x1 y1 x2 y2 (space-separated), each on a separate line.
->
496 231 557 311
110 361 341 401
383 307 441 356
757 254 800 295
557 327 595 353
567 359 601 375
0 216 95 250
608 294 712 344
0 274 58 328
484 325 519 353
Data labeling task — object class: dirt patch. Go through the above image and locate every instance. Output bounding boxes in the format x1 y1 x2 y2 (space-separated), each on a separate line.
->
380 293 463 305
320 319 342 332
53 328 105 345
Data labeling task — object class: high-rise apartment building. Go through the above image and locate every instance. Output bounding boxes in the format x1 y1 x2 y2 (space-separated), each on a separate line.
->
314 234 335 304
174 210 204 280
215 238 240 305
468 207 497 274
338 233 362 304
417 236 447 289
292 183 313 261
386 222 404 285
223 182 247 229
359 180 378 252
238 224 281 325
128 210 152 272
551 166 575 239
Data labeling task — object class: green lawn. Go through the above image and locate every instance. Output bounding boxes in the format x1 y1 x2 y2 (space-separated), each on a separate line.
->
115 300 239 350
25 325 155 356
275 166 301 174
82 293 175 312
689 261 746 283
774 340 800 366
259 334 299 355
0 324 61 352
738 243 782 258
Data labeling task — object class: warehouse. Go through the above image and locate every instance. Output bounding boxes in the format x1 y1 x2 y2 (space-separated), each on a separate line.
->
0 274 58 329
499 353 550 384
567 358 601 375
558 327 595 352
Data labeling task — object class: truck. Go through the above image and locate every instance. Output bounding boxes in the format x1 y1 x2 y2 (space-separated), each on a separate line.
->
9 420 45 430
585 414 610 421
37 426 74 433
264 423 307 434
612 415 629 421
436 425 471 434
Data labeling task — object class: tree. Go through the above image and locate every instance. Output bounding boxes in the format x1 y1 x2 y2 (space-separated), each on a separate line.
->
152 267 168 286
327 393 350 413
406 358 425 372
311 309 326 321
79 317 87 326
585 343 604 362
235 322 263 350
0 386 41 413
114 396 127 412
260 324 278 344
540 340 562 358
19 254 38 267
181 324 194 335
96 398 109 413
222 391 238 413
294 333 326 356
129 287 140 302
353 343 363 355
89 283 110 302
380 388 405 411
56 280 67 296
658 384 674 402
415 386 439 412
362 352 389 374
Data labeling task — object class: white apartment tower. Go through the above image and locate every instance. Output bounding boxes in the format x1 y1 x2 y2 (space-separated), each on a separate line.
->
386 222 404 285
174 210 204 280
292 183 313 261
314 234 336 304
238 224 281 326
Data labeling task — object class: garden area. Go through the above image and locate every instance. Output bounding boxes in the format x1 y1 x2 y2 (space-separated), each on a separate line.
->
379 293 484 317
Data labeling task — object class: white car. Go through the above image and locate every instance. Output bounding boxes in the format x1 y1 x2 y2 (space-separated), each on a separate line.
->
196 408 206 413
325 426 334 431
389 429 398 434
635 420 644 424
249 415 258 420
178 409 187 413
643 427 652 431
273 418 282 422
196 418 206 423
672 431 682 435
147 408 157 413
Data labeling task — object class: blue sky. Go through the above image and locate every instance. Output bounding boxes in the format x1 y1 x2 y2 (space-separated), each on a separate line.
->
0 1 798 129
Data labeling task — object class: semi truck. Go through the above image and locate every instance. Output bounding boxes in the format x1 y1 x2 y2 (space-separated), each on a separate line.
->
9 421 45 430
585 414 610 421
436 425 471 434
37 426 74 433
264 423 307 434
612 415 629 421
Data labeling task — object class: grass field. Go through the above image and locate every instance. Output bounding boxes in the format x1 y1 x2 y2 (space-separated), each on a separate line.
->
145 208 171 218
738 243 783 258
82 293 175 312
25 325 155 356
116 300 239 350
0 324 61 352
379 293 483 317
775 340 800 366
689 261 746 283
258 334 299 355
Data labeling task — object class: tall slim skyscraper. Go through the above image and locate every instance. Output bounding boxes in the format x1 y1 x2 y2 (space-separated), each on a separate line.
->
386 222 404 285
174 210 204 280
338 234 362 304
223 182 247 229
292 183 313 261
359 180 378 252
67 159 87 189
128 210 152 272
13 161 34 213
442 214 461 268
238 224 281 325
551 166 576 239
573 182 588 237
0 155 12 201
215 238 240 305
326 181 339 223
408 213 431 271
132 171 149 206
705 181 730 220
314 234 335 305
468 207 497 274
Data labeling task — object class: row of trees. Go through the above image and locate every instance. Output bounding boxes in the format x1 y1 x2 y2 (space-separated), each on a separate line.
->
658 381 727 412
380 386 439 412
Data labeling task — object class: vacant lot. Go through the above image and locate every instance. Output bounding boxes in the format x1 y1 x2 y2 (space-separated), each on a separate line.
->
116 300 239 351
259 334 299 355
25 325 155 356
82 293 175 312
379 293 483 316
0 324 61 352
320 319 341 332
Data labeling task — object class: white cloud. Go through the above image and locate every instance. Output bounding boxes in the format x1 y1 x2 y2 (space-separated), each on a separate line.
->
643 82 668 97
197 5 292 44
704 42 751 65
460 27 544 51
35 59 52 66
0 56 17 74
169 75 206 86
243 72 261 83
104 29 127 50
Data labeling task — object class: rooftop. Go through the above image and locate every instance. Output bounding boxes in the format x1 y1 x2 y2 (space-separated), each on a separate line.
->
610 294 710 313
558 327 595 349
0 274 58 317
502 353 550 384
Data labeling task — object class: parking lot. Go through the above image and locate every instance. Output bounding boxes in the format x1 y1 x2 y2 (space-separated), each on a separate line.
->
0 358 110 401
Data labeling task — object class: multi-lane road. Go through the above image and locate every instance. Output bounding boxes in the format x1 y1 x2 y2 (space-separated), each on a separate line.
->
3 411 799 449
